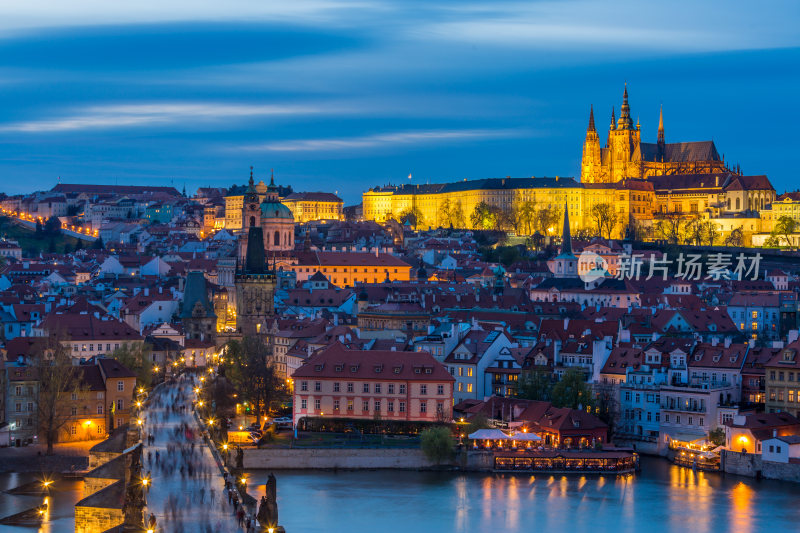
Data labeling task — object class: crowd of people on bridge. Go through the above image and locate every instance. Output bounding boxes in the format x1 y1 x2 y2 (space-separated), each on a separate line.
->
140 373 260 533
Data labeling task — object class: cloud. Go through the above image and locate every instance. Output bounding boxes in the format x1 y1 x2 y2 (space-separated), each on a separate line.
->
0 102 344 133
421 0 800 52
0 0 390 34
238 128 525 152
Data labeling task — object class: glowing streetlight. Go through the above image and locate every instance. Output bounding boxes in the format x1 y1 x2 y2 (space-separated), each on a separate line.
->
223 444 228 451
136 401 142 408
137 418 143 426
198 401 204 407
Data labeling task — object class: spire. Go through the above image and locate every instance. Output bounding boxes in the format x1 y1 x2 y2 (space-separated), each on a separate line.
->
618 83 632 129
587 105 596 132
610 107 616 130
657 104 665 145
247 166 256 193
560 201 573 257
269 168 275 187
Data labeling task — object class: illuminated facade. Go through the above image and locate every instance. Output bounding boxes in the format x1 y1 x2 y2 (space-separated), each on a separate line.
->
581 86 729 183
282 192 344 223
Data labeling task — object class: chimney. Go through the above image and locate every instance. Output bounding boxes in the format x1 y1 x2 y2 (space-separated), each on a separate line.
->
724 337 732 348
144 287 149 296
375 248 379 258
333 314 339 326
788 330 799 344
773 429 777 438
747 338 754 348
711 337 719 347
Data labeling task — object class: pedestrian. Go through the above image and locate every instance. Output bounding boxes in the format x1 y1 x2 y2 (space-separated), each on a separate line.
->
210 488 215 504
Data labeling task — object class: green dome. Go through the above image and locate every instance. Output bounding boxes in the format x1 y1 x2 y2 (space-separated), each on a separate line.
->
260 201 294 220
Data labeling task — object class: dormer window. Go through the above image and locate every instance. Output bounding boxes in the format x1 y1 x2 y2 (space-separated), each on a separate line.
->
414 368 421 374
393 367 401 374
315 364 324 372
350 365 358 373
374 365 383 373
335 365 343 372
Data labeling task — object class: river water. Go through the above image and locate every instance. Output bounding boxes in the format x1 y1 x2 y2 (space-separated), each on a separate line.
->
244 457 800 533
2 457 800 532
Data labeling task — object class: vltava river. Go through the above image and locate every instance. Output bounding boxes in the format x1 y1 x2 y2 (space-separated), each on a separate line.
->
245 457 800 533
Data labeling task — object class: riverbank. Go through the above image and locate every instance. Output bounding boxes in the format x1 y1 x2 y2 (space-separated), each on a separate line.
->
0 440 98 474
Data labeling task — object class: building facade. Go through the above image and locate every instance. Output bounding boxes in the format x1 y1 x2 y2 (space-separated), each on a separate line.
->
292 344 454 424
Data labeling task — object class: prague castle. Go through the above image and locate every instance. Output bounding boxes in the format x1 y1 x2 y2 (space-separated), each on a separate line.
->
362 85 775 242
581 86 727 183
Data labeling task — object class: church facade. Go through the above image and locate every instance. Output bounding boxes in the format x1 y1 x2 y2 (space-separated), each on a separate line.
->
581 86 729 184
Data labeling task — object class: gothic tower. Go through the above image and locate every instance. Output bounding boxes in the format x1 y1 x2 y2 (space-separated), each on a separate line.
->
580 105 603 183
656 104 665 161
234 226 277 337
606 85 641 182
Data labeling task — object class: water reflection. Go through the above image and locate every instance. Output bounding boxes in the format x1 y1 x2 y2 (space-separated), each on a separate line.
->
239 458 800 533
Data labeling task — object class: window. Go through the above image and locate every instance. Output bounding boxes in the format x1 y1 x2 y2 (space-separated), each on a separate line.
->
117 399 124 410
15 403 21 413
334 399 340 410
375 384 382 394
689 416 693 425
467 368 473 377
399 401 406 412
301 399 307 409
458 368 463 377
301 381 308 392
625 392 631 402
71 425 77 435
420 402 427 413
362 400 369 412
437 384 444 395
699 418 704 426
420 384 427 395
363 383 370 394
399 384 406 394
388 401 394 412
117 381 124 392
14 386 21 396
314 382 321 392
467 383 473 393
665 414 670 423
388 384 395 394
374 401 381 412
97 404 104 414
347 400 354 411
314 399 321 410
333 382 340 392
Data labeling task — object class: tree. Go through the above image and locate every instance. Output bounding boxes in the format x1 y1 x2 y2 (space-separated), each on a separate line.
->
517 368 554 402
724 226 744 247
470 202 501 230
420 426 454 464
708 427 725 446
515 199 538 235
551 369 593 410
44 216 61 236
532 205 561 237
438 199 466 229
93 237 104 250
589 203 618 239
34 339 82 455
222 337 285 420
397 206 425 229
111 343 153 388
653 212 687 244
464 413 490 436
772 216 797 248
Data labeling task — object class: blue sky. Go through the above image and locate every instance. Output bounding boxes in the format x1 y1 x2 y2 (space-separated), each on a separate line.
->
0 0 798 204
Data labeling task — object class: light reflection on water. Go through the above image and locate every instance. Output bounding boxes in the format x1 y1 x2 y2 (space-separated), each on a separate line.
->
243 457 800 533
0 472 83 533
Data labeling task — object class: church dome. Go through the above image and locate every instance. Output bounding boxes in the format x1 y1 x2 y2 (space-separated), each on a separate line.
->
260 201 294 220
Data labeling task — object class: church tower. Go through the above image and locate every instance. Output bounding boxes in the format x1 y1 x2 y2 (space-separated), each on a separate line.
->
606 85 641 182
656 104 665 161
234 226 277 337
580 105 603 183
547 202 578 278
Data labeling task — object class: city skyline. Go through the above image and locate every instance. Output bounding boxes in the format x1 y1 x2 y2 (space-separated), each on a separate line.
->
0 0 799 202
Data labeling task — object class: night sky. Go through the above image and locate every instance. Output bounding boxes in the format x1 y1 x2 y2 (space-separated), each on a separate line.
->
0 0 798 203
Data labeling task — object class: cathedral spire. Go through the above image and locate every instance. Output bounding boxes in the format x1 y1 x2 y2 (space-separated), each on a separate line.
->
269 168 275 187
560 201 573 257
610 107 616 130
587 105 596 132
618 83 633 129
657 104 665 145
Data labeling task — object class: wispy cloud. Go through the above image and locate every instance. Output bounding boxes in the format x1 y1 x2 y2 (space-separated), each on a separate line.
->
0 102 345 133
0 0 390 34
238 128 525 152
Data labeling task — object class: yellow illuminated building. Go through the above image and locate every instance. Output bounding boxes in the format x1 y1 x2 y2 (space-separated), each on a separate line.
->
581 86 729 183
281 192 344 223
